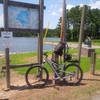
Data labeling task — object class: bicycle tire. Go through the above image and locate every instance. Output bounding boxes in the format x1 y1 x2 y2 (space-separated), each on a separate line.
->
64 64 83 85
25 66 49 88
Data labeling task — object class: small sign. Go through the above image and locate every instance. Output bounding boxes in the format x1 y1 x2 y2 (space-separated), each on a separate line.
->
1 31 13 39
1 31 13 49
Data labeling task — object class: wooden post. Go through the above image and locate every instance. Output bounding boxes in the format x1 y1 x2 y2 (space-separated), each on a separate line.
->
60 0 66 42
5 48 10 90
60 0 67 63
78 6 85 65
3 0 10 90
38 0 44 64
90 52 96 75
3 0 8 30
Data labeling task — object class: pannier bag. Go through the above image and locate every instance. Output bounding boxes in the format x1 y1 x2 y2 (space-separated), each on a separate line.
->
64 53 72 61
54 42 65 56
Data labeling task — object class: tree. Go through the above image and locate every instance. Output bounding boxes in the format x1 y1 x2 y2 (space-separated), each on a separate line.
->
56 5 100 41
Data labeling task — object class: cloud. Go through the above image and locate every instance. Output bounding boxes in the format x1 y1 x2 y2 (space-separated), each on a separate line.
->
59 4 75 14
67 4 75 10
66 1 100 10
90 1 100 9
48 4 59 16
59 8 62 14
50 4 57 9
0 14 4 27
51 11 58 16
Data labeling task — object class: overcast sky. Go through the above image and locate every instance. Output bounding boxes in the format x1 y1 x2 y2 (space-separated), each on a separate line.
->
0 0 100 29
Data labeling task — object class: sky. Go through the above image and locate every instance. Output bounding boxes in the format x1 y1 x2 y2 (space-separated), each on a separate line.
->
0 0 100 29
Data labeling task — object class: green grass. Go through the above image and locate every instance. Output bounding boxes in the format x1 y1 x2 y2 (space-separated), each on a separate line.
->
92 40 100 46
11 52 37 75
0 48 100 76
10 52 37 65
95 48 100 55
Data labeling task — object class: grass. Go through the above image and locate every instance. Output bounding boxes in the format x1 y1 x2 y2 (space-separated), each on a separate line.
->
92 40 100 46
0 48 100 76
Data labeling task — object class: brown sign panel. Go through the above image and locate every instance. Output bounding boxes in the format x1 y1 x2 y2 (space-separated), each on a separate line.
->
0 0 41 32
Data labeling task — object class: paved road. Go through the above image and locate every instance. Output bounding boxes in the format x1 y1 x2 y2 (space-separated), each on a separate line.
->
45 42 100 49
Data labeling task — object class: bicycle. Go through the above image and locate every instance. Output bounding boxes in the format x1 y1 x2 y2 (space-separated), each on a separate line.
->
25 51 83 88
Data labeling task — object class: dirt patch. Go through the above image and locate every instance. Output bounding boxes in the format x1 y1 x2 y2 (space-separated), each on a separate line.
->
0 71 100 100
0 56 4 59
24 56 38 63
97 55 100 58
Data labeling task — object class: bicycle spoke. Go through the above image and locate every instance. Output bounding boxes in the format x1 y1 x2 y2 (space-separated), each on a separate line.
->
63 64 83 85
25 66 49 87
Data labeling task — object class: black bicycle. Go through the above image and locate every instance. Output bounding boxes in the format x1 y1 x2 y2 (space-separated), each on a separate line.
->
25 52 83 88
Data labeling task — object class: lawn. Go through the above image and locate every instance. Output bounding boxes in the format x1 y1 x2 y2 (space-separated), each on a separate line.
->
92 40 100 46
0 48 100 76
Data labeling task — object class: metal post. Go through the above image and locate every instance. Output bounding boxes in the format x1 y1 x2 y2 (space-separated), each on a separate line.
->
78 6 85 65
38 0 44 64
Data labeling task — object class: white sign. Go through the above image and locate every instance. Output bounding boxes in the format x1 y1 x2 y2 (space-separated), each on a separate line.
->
1 31 13 49
1 31 13 39
8 6 39 29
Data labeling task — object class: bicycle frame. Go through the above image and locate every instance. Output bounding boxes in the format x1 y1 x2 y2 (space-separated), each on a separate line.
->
43 57 67 80
43 56 79 80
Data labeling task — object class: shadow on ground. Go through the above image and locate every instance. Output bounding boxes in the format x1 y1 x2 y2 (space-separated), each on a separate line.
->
10 80 86 91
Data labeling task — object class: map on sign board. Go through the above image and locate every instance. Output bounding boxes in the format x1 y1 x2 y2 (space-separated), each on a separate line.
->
8 6 39 29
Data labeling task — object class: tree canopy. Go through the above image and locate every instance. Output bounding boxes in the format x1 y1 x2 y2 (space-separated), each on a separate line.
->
56 5 100 41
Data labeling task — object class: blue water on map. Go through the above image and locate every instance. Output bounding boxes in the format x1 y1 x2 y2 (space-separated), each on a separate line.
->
16 10 29 26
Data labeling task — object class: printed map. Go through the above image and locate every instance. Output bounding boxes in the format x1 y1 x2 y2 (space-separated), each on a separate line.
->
8 6 39 29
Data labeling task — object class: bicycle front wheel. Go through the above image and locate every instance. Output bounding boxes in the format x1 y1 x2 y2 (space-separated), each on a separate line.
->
25 66 49 88
64 64 83 85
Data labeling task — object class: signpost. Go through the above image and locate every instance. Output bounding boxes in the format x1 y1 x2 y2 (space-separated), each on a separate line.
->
0 0 41 32
0 0 44 90
1 31 13 90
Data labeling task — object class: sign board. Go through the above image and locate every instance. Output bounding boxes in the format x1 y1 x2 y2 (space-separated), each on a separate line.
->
1 31 13 38
0 0 41 32
8 6 39 30
1 31 13 48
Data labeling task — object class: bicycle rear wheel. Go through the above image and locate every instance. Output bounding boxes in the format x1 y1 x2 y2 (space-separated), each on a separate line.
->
25 66 49 88
64 64 83 85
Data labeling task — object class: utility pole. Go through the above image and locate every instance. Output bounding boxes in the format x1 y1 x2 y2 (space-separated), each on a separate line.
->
60 0 67 62
60 0 66 42
78 6 85 65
